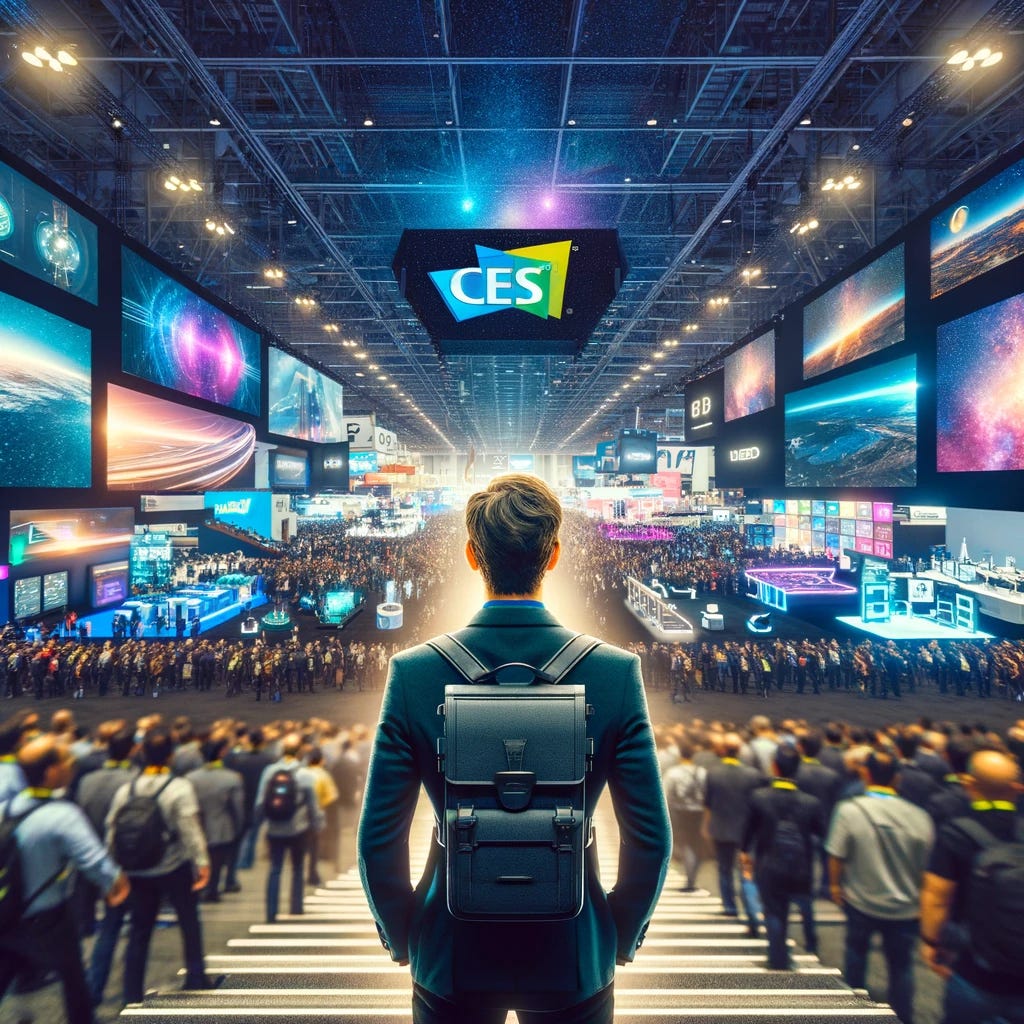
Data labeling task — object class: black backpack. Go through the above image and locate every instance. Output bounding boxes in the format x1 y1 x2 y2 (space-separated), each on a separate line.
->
111 776 175 872
263 768 300 822
429 632 601 922
955 817 1024 978
0 801 64 931
764 794 811 889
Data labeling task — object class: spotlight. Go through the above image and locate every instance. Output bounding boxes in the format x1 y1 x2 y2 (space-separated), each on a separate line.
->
263 266 285 280
741 267 762 280
111 117 123 130
363 118 374 126
948 45 1003 70
206 219 234 236
56 50 77 66
21 51 44 67
209 117 221 126
460 197 474 212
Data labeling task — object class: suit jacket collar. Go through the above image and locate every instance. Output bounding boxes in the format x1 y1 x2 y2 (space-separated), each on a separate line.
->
465 604 563 629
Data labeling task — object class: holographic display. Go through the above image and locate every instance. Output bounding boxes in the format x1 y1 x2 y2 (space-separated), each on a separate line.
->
0 290 91 488
107 384 256 492
937 293 1024 472
122 247 261 415
267 348 346 443
725 330 775 421
932 155 1024 298
803 244 904 380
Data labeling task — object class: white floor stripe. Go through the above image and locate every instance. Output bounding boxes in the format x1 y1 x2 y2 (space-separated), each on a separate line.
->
120 1009 894 1018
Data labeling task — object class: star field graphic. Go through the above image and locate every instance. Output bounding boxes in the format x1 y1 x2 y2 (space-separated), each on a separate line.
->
803 244 904 380
121 247 261 415
937 293 1024 472
931 155 1024 299
0 290 91 488
725 329 775 421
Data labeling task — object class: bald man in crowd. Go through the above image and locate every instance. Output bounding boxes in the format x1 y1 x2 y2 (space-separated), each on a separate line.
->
920 749 1024 1024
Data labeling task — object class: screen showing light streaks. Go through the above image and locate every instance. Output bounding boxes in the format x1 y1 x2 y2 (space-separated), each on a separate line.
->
0 289 91 488
725 330 775 421
803 244 904 380
122 247 261 415
267 348 346 443
107 384 256 491
9 507 133 566
937 293 1024 472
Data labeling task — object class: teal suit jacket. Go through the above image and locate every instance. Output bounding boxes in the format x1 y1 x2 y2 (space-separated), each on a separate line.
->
358 603 671 1002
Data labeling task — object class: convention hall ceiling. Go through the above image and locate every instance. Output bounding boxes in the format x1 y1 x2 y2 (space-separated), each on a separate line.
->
1 0 1022 453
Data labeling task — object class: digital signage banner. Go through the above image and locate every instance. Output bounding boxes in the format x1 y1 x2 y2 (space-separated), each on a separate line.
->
0 289 91 488
349 451 379 476
393 229 626 355
0 157 99 303
313 443 351 492
122 247 261 415
596 440 618 474
271 452 310 489
617 430 658 474
572 455 597 487
205 490 273 539
684 370 724 441
268 348 346 443
656 446 696 475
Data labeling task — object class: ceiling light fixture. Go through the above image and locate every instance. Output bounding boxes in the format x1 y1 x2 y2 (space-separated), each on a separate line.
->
323 323 340 333
263 266 285 280
294 295 317 308
363 118 374 126
948 45 1003 69
209 117 221 126
646 118 658 126
799 116 812 126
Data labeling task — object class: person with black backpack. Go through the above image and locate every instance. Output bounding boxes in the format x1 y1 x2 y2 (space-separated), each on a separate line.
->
740 743 823 970
0 735 129 1024
105 724 221 1006
358 474 671 1024
920 748 1024 1024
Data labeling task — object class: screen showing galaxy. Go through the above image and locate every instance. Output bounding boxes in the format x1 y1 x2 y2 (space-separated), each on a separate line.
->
122 247 261 415
725 329 775 421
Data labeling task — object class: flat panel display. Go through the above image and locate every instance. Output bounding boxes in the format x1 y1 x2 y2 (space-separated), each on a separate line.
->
0 289 91 488
785 355 917 487
724 330 775 421
393 229 626 355
572 455 597 486
802 244 904 380
90 560 129 608
9 507 133 566
205 491 273 538
936 293 1024 472
0 158 98 302
122 247 261 415
42 570 68 611
617 430 657 474
267 348 346 442
509 453 536 472
684 370 724 441
349 451 379 476
107 384 256 491
931 155 1024 299
13 576 41 620
313 443 350 491
271 452 310 489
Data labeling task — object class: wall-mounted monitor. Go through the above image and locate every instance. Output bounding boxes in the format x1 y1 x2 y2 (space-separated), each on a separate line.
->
931 154 1024 299
270 452 310 489
0 289 91 488
89 560 129 608
724 330 775 422
785 355 917 488
13 576 41 620
122 247 261 415
802 244 904 380
9 507 133 566
267 348 346 443
107 383 256 491
937 293 1024 472
42 570 68 611
0 158 98 302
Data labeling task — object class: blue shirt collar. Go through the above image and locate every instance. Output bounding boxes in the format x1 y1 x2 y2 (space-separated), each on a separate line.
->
483 600 545 608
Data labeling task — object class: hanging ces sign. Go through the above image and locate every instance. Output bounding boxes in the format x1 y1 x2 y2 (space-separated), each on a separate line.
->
428 241 571 322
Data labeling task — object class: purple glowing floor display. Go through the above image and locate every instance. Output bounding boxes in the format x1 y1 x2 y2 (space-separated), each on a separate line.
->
745 566 858 612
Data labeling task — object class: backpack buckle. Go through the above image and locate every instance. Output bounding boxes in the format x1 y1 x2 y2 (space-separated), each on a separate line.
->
553 806 577 851
455 804 478 852
494 771 535 811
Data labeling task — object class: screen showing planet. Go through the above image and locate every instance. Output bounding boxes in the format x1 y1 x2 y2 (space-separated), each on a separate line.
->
0 289 91 488
725 329 775 421
937 292 1024 472
931 155 1024 299
122 247 262 416
785 354 917 488
802 244 904 380
267 348 346 443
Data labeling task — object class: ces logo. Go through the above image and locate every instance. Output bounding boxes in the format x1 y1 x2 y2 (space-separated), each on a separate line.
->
429 241 572 322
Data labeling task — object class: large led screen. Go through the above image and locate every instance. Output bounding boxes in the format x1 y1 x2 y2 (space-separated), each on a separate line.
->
785 355 917 488
107 384 256 492
617 430 658 473
42 570 68 612
0 158 98 302
936 293 1024 472
932 155 1024 299
267 348 346 443
0 290 91 488
13 577 41 620
685 370 724 441
90 560 129 608
122 247 261 415
802 244 904 380
271 452 310 489
9 507 133 566
725 330 775 421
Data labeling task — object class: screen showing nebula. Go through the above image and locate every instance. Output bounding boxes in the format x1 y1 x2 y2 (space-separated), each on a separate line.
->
937 293 1024 472
107 384 256 492
268 348 346 442
803 244 904 380
122 247 261 415
0 289 91 488
931 156 1024 299
725 330 775 421
785 355 917 488
0 159 99 303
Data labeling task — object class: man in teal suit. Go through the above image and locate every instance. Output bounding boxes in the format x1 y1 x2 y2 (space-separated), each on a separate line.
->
359 474 671 1023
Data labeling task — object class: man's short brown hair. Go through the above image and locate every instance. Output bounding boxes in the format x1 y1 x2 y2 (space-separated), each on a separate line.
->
465 474 561 597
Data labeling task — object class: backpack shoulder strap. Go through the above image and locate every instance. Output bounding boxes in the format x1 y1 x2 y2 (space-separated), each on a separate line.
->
538 634 602 683
426 634 491 683
952 815 1003 850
